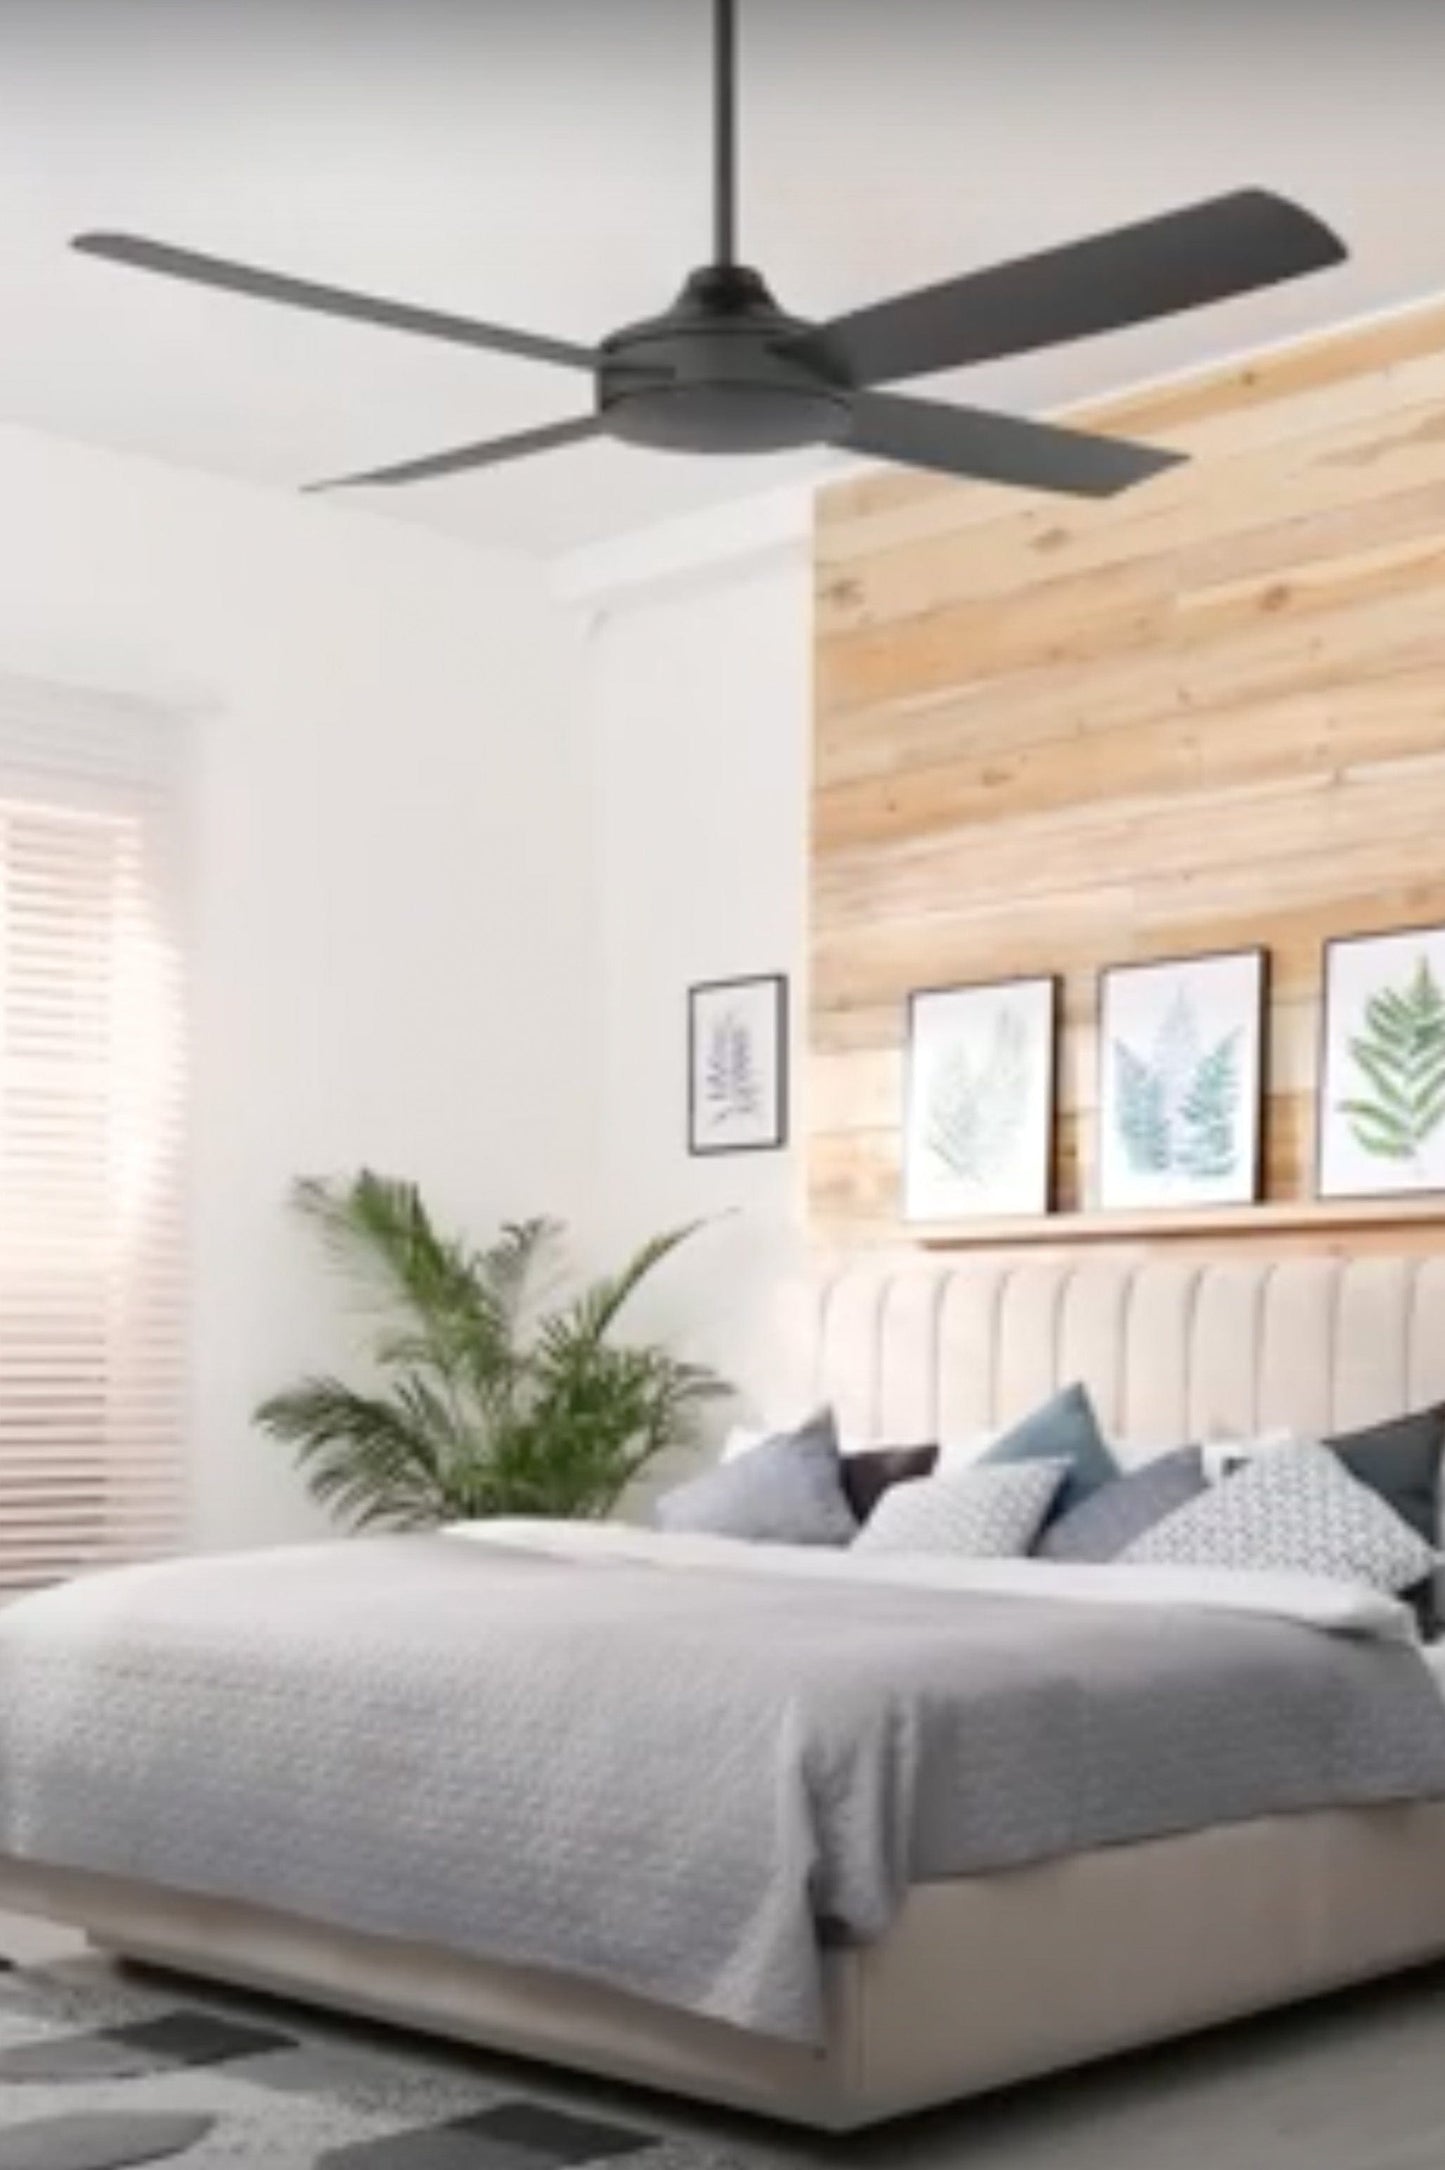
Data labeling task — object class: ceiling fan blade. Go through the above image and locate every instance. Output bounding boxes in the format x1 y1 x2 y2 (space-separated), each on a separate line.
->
72 233 603 373
307 412 603 493
846 391 1184 498
795 190 1345 389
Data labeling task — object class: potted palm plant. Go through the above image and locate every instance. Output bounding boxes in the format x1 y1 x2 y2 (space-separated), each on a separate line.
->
257 1171 728 1528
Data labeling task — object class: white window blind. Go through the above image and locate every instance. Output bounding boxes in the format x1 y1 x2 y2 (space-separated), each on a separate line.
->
0 676 187 1595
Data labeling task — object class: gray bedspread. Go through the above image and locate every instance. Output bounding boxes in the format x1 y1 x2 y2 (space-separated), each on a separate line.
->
1 1533 1444 2042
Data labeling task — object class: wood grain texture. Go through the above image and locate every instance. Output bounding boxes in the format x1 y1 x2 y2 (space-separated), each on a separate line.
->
810 302 1445 1253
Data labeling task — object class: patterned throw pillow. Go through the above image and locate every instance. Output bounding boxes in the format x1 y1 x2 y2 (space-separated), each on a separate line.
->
654 1408 857 1546
852 1460 1066 1560
1205 1409 1445 1633
1036 1446 1208 1563
1209 1408 1445 1541
1122 1438 1440 1598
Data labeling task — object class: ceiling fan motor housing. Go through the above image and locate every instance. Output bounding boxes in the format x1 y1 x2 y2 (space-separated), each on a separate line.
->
598 265 851 455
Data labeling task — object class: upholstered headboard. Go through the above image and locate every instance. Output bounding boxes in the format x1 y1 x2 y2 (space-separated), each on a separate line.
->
758 1255 1445 1462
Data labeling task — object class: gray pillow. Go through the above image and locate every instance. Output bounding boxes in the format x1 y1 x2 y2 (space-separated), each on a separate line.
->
1328 1406 1444 1542
977 1383 1119 1521
1036 1446 1207 1563
654 1409 857 1546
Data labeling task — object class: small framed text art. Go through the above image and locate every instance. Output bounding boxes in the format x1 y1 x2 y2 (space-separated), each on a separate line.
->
903 977 1059 1224
1098 949 1268 1211
687 975 788 1156
1320 924 1445 1201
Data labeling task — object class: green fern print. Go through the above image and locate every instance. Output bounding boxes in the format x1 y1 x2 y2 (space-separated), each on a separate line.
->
1112 989 1242 1185
1114 1043 1171 1173
1177 1034 1241 1180
1339 956 1445 1164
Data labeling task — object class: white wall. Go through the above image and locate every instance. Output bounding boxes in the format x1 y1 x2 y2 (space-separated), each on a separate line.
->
0 423 816 1539
0 423 590 1546
577 525 813 1414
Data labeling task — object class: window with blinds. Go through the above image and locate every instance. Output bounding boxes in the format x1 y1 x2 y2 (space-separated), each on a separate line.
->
0 677 187 1595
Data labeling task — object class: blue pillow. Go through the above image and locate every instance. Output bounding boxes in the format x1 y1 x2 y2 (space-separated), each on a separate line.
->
978 1384 1118 1521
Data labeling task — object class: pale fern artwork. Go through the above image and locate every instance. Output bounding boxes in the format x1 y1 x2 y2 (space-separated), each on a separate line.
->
1338 956 1445 1168
926 1009 1029 1187
1101 955 1263 1210
904 979 1056 1222
703 1010 762 1128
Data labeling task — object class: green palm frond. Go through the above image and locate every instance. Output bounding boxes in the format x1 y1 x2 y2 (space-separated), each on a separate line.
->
475 1218 562 1328
255 1375 449 1531
293 1172 491 1333
257 1181 723 1531
555 1222 706 1347
297 1173 538 1399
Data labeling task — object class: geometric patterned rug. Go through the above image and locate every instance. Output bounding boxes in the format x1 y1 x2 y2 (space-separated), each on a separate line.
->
0 1953 719 2170
12 1944 1445 2170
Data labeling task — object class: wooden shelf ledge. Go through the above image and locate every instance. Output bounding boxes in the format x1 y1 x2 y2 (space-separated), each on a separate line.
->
915 1196 1445 1252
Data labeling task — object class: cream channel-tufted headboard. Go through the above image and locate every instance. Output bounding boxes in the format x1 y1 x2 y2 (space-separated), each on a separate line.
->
756 1254 1445 1461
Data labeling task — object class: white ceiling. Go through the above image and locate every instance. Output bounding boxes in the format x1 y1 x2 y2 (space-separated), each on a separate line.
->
3 0 1445 558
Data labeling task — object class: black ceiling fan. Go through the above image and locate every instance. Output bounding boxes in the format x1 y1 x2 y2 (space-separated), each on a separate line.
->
71 0 1347 501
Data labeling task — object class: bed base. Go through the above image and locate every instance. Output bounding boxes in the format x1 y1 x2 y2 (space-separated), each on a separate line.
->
6 1802 1445 2131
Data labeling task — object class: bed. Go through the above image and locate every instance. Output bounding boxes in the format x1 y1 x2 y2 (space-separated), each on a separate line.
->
4 1250 1445 2131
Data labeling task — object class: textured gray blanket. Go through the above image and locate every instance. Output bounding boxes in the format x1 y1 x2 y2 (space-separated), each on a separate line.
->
1 1535 1443 2042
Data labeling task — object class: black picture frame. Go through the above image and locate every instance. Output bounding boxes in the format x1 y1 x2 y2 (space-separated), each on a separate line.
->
687 973 789 1157
1095 946 1270 1212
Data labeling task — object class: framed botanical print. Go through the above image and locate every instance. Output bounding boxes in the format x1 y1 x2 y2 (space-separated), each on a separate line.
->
1319 924 1445 1199
902 977 1058 1223
687 974 788 1156
1098 949 1268 1211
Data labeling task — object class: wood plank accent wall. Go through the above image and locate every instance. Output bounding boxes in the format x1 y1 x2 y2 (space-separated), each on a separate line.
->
810 301 1445 1251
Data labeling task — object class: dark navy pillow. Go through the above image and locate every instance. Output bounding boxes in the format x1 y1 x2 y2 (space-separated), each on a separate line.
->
977 1384 1119 1522
843 1444 939 1521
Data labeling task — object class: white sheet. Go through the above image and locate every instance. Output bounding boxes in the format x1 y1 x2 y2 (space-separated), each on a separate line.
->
447 1518 1419 1644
